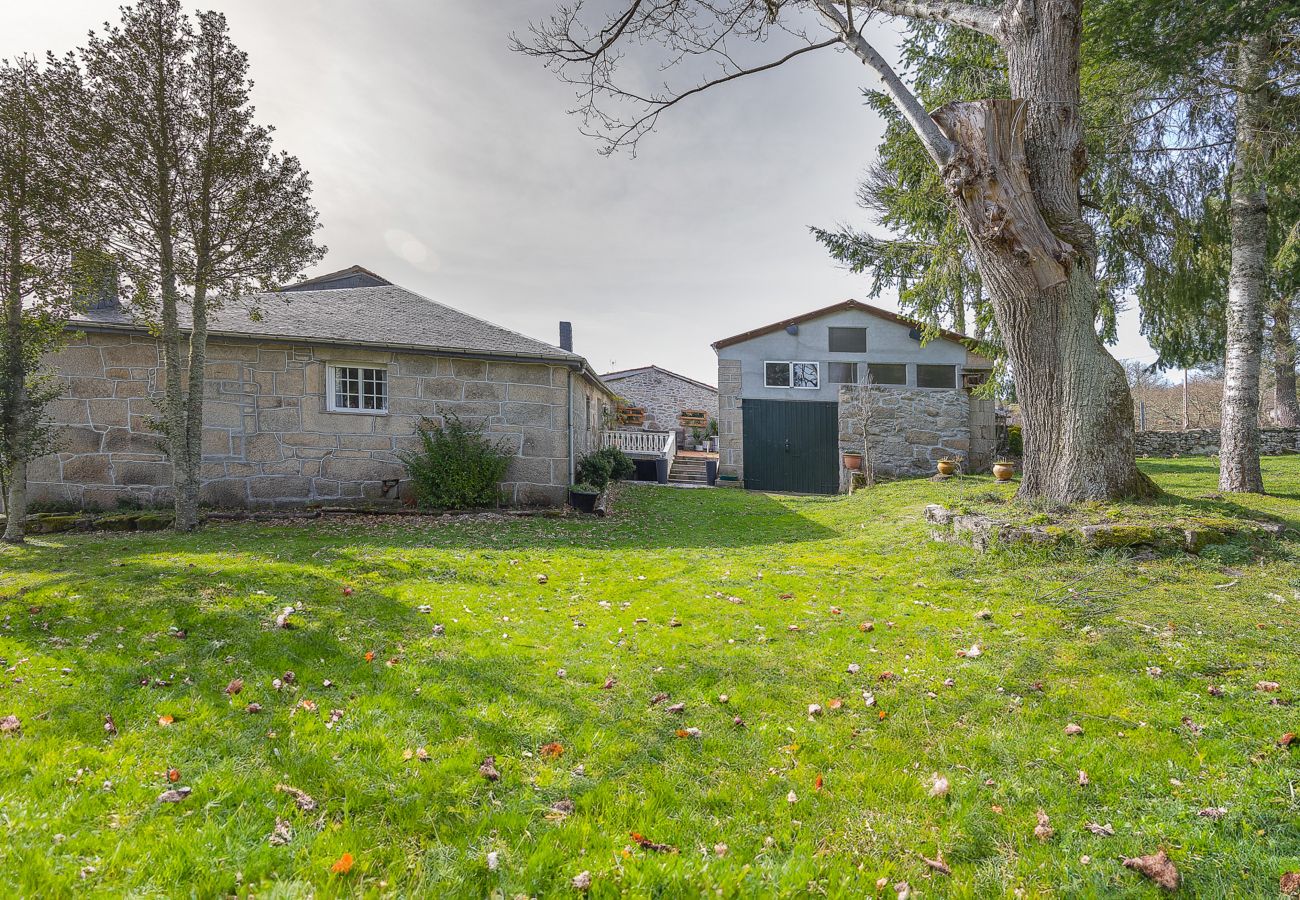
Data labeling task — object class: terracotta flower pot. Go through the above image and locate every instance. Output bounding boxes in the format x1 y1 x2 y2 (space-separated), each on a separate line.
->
937 459 957 476
842 452 863 471
993 462 1015 482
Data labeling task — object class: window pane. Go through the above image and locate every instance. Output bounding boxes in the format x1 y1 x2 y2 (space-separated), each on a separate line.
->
828 362 858 384
792 362 819 388
332 365 387 410
867 363 907 385
828 327 866 353
764 362 791 387
916 364 956 388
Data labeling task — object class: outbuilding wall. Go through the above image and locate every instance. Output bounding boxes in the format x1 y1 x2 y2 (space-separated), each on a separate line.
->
604 369 718 440
22 330 607 510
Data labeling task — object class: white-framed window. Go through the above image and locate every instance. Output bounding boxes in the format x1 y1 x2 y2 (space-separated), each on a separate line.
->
327 364 388 413
764 361 819 390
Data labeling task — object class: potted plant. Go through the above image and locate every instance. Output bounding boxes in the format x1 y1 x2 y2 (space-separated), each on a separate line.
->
993 460 1016 482
567 482 601 514
842 450 864 471
937 457 959 476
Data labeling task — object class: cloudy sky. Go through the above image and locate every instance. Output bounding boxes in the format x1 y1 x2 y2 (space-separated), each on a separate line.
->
1 1 1158 384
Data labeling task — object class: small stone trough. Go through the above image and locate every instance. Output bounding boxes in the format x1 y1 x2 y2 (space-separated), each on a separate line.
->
924 504 1286 554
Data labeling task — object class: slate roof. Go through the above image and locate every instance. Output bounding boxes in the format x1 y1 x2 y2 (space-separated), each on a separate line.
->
70 273 611 391
600 365 717 394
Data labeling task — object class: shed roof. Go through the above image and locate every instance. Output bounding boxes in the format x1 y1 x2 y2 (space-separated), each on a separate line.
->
600 365 717 394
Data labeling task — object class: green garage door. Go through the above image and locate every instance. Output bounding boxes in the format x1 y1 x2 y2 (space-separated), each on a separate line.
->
742 399 839 494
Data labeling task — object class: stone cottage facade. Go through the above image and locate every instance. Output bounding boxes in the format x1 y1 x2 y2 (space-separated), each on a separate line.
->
600 365 718 442
24 266 613 510
713 300 996 494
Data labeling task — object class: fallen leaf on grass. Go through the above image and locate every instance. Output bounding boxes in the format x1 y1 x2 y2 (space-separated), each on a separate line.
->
167 768 180 783
157 786 191 803
787 790 798 803
1123 849 1180 891
860 621 874 632
479 756 501 781
919 852 951 876
814 774 824 791
103 714 117 736
929 774 949 797
630 832 677 853
1085 822 1115 836
1281 872 1300 896
225 679 243 695
1034 809 1054 841
268 818 293 846
157 714 174 727
649 692 669 706
275 783 318 811
666 702 685 714
714 842 728 857
828 698 843 710
1065 723 1084 736
331 852 354 874
1278 733 1296 748
551 798 575 816
540 742 564 759
364 651 376 663
675 727 702 738
1208 684 1225 697
1078 769 1089 786
601 677 616 690
572 870 592 890
808 704 823 717
1 715 21 734
1257 681 1280 692
1197 806 1227 819
246 703 263 714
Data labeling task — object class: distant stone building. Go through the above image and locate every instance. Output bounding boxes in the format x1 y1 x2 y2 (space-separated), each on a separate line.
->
712 300 996 494
600 365 718 443
23 265 613 509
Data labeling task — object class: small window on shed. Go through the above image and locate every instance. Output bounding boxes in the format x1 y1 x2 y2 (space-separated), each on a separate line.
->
828 362 858 384
866 363 907 386
828 327 867 353
916 364 957 389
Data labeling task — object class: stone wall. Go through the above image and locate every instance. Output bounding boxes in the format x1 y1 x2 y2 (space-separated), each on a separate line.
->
21 330 608 510
839 385 979 479
1134 428 1300 458
605 369 718 442
716 359 743 482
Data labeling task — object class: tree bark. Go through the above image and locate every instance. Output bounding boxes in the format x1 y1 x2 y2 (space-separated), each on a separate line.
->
1271 294 1299 426
175 287 206 531
3 233 26 543
1219 32 1271 493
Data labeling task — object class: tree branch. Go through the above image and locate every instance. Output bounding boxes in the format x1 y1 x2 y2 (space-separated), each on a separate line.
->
811 0 955 164
832 0 1003 38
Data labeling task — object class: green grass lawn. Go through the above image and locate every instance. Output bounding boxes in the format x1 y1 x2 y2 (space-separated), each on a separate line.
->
2 457 1299 898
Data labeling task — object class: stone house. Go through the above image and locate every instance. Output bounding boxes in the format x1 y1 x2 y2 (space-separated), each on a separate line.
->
600 365 718 444
24 265 614 510
713 300 996 494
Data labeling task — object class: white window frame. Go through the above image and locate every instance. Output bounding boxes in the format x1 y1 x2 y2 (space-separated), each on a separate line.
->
764 360 820 390
327 363 389 414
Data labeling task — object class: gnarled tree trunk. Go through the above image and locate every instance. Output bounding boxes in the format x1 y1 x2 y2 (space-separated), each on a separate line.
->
1271 294 1298 427
932 78 1154 502
1219 32 1270 493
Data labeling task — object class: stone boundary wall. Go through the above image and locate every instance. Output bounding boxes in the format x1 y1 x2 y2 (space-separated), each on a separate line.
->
1135 428 1300 457
716 359 743 482
605 370 717 441
21 331 606 510
839 385 975 479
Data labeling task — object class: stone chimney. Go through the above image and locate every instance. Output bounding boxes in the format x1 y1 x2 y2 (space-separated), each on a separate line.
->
559 321 573 352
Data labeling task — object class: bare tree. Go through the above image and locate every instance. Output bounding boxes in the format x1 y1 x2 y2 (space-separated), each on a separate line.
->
516 0 1155 502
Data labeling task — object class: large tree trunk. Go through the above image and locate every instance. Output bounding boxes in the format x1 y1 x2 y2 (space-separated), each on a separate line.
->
175 288 207 532
1219 33 1271 493
931 0 1155 504
4 459 27 543
1271 294 1299 427
3 239 27 544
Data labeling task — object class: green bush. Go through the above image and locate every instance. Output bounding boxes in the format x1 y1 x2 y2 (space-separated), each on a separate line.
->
399 415 511 510
576 447 635 490
569 482 601 495
1007 424 1023 456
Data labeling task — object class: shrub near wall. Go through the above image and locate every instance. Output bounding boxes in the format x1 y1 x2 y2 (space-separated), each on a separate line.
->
399 416 510 509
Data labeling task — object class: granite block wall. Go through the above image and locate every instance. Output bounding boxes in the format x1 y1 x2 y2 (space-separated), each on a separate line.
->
1134 428 1300 457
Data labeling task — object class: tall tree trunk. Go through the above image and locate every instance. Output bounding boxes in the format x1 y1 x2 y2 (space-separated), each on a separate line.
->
931 0 1154 502
175 287 207 531
1182 370 1190 431
1219 32 1271 493
1271 294 1299 426
3 235 27 544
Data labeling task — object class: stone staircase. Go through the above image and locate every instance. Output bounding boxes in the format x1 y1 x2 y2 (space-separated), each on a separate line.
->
668 455 712 486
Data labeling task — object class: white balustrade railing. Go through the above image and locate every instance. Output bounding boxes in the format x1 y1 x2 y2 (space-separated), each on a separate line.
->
601 429 674 457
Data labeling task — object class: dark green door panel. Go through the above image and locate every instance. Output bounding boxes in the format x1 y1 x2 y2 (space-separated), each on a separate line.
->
742 399 839 494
